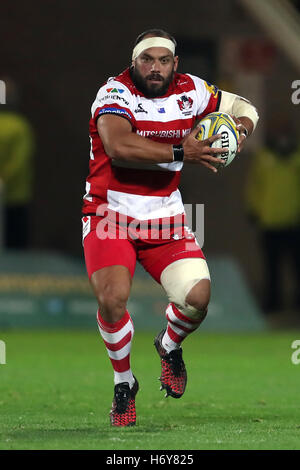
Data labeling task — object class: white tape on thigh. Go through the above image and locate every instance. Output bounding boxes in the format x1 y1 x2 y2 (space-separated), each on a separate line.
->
160 258 210 315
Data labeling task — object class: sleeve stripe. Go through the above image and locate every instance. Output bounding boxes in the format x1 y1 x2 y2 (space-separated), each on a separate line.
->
97 111 133 126
98 107 132 120
93 103 135 126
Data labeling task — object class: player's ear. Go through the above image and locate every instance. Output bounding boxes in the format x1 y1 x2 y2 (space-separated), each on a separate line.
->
174 56 179 72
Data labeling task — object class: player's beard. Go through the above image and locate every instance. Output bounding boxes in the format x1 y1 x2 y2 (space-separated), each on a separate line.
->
130 65 174 98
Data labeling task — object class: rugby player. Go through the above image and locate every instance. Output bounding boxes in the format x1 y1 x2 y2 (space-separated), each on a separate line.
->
82 29 259 426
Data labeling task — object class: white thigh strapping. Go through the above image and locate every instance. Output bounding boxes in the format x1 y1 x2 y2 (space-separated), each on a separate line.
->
160 258 210 318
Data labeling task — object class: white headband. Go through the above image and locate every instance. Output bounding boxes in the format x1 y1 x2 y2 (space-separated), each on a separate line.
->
132 37 175 61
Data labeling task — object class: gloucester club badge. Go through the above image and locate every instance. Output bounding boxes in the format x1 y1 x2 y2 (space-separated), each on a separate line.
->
177 95 193 115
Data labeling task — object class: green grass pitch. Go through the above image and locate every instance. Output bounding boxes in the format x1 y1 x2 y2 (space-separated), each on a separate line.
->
0 329 300 450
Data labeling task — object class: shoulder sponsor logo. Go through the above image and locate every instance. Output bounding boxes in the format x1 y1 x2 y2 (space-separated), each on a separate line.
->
99 94 129 106
106 88 125 94
177 95 193 115
134 103 148 114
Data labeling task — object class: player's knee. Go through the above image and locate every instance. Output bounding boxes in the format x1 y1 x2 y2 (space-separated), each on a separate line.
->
183 279 210 321
161 258 211 322
91 267 131 322
98 281 129 309
185 278 210 312
97 281 130 322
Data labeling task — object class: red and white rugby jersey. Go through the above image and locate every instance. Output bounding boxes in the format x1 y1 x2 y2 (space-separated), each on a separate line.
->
82 68 220 221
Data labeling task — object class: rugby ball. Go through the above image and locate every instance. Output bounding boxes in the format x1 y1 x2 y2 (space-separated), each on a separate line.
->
195 112 239 169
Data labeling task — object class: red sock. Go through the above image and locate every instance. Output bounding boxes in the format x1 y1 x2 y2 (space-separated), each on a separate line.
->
162 303 204 353
97 310 135 388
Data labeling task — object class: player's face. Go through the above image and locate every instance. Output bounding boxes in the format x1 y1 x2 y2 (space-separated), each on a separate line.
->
132 47 178 98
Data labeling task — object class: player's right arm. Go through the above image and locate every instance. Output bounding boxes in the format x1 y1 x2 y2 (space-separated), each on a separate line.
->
98 115 226 172
92 80 226 171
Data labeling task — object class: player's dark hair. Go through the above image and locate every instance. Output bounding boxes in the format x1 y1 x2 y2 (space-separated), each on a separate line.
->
134 29 177 48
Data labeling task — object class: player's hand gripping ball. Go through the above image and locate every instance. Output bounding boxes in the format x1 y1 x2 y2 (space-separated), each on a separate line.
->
196 112 239 169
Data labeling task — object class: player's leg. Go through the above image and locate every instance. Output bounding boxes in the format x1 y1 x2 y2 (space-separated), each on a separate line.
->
155 258 210 398
91 264 135 388
91 265 139 426
83 219 138 426
139 234 209 399
160 258 210 353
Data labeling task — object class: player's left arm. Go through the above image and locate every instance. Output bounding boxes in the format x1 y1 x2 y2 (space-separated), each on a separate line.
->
218 91 259 152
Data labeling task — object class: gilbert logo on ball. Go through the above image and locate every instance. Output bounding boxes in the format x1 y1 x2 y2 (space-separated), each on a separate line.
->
196 112 239 169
